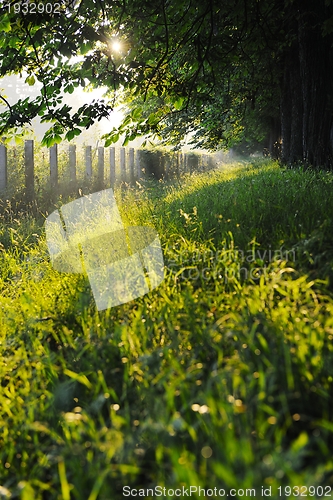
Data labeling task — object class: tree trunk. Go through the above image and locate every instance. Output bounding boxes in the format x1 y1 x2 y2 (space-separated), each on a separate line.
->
279 0 333 168
266 117 281 159
289 47 303 163
280 53 292 164
298 1 333 167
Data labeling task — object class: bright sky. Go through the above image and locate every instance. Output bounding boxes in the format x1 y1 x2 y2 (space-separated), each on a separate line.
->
0 72 125 143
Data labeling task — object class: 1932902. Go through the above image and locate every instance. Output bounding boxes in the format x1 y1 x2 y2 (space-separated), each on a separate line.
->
8 2 61 14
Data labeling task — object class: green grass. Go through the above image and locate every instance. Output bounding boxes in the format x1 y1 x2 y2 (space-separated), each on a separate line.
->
1 159 333 499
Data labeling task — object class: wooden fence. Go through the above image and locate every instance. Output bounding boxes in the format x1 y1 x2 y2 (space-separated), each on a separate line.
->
0 140 215 200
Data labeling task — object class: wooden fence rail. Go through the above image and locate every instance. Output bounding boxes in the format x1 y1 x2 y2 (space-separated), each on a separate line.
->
0 141 214 199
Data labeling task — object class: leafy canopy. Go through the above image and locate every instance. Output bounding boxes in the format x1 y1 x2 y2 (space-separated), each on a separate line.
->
0 0 285 148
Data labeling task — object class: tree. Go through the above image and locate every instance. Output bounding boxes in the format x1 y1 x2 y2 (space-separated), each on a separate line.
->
0 0 332 167
279 0 333 167
110 0 284 152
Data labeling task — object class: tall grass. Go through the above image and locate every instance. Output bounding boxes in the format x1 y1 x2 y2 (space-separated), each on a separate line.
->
1 159 333 499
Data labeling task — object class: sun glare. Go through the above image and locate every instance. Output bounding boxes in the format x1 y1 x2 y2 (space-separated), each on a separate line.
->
112 41 121 52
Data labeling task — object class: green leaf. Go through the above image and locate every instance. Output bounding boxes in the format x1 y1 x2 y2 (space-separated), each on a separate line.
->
41 136 52 147
131 107 142 120
128 132 138 141
291 432 309 452
104 133 119 147
65 128 81 141
0 17 11 33
63 369 92 389
80 42 93 55
65 84 75 94
174 96 185 110
14 135 24 145
54 134 62 144
122 115 132 126
65 130 75 141
147 112 157 125
25 75 36 86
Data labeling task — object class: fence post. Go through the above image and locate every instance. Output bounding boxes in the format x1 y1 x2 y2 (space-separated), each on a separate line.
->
179 152 184 175
165 155 169 181
159 151 165 179
85 145 92 178
50 144 58 190
109 147 116 188
69 145 76 184
187 153 198 174
199 154 203 172
25 140 34 202
136 150 141 180
176 152 180 180
97 146 104 189
183 153 188 173
109 147 116 189
120 147 126 183
129 148 135 185
0 144 7 191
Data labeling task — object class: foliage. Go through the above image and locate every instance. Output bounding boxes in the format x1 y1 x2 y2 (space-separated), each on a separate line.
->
0 2 297 147
1 161 333 497
0 1 332 165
